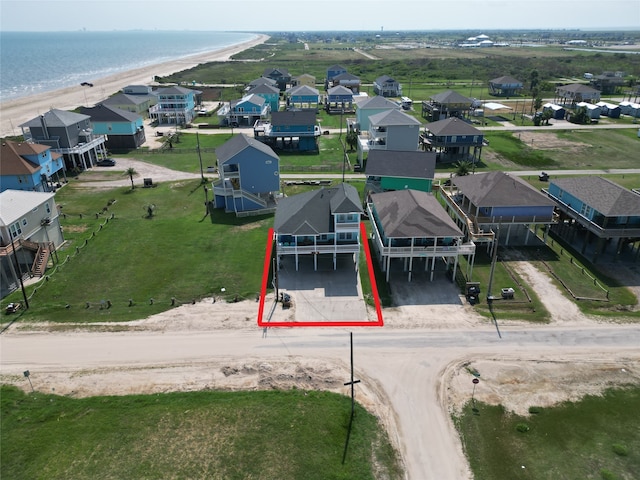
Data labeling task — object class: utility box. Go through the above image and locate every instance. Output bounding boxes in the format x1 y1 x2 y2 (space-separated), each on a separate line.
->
501 287 515 299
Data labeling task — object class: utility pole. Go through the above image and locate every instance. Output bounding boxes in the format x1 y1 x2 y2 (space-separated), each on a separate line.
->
11 238 29 309
342 332 360 464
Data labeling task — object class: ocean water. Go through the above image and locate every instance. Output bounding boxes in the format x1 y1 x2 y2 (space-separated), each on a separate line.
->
0 31 257 102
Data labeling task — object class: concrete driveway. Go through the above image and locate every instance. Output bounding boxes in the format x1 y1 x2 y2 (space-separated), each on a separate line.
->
275 254 369 322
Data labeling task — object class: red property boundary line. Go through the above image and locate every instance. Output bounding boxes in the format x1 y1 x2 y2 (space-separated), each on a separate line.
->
257 223 383 327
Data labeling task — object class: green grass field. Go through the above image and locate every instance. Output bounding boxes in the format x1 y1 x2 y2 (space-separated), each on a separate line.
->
0 385 402 480
456 388 640 480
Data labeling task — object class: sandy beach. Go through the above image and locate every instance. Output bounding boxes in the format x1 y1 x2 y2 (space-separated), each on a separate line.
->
0 33 270 138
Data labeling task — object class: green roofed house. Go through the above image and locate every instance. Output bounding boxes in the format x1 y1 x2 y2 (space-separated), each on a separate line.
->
274 183 363 271
545 176 640 262
367 189 475 282
364 150 436 198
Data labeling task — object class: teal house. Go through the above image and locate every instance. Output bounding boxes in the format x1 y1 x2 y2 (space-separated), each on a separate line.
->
364 150 436 198
80 104 146 150
247 83 281 113
354 95 400 132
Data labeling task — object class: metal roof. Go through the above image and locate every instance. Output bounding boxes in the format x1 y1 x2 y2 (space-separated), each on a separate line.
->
0 190 55 226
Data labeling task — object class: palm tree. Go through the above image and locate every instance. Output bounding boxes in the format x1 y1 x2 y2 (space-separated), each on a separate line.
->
124 167 137 190
453 160 473 176
345 129 358 152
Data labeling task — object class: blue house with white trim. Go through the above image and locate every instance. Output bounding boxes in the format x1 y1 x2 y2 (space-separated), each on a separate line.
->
212 134 280 215
149 86 199 125
286 85 320 110
223 94 270 127
545 176 640 261
441 171 556 247
326 85 354 113
254 111 321 152
0 140 66 192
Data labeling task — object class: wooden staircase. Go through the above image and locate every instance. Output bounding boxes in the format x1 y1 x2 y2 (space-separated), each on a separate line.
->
31 243 51 277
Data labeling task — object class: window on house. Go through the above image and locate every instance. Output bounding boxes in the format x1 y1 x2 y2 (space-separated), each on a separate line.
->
45 203 51 214
580 204 593 217
22 219 28 227
10 222 22 238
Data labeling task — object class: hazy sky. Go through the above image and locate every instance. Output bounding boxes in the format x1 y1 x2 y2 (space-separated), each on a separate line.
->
1 0 639 32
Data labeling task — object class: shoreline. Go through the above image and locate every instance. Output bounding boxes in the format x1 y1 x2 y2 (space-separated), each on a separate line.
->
0 33 270 138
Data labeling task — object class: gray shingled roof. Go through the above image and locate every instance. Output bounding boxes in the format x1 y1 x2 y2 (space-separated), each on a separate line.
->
452 171 555 207
371 189 463 238
80 104 141 123
556 83 600 94
369 109 421 127
274 183 362 235
100 93 151 106
271 111 316 126
247 84 280 95
20 108 89 128
365 150 436 179
375 75 396 84
327 85 353 96
430 90 472 105
287 85 320 96
489 75 522 85
423 117 482 136
231 94 266 108
550 176 640 216
215 134 278 164
356 95 399 110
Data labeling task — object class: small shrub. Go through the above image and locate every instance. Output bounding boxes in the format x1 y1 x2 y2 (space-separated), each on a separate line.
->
612 443 629 456
528 406 543 414
600 469 619 480
516 423 530 433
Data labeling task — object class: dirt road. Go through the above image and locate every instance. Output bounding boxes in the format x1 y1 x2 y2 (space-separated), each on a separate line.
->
4 163 640 479
2 295 639 480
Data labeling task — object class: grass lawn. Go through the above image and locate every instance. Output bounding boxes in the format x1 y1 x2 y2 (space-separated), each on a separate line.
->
483 129 640 171
3 180 273 323
455 249 550 323
455 388 640 480
0 385 402 480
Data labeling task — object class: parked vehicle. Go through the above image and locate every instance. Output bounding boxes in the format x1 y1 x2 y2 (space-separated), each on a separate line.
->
97 158 116 167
